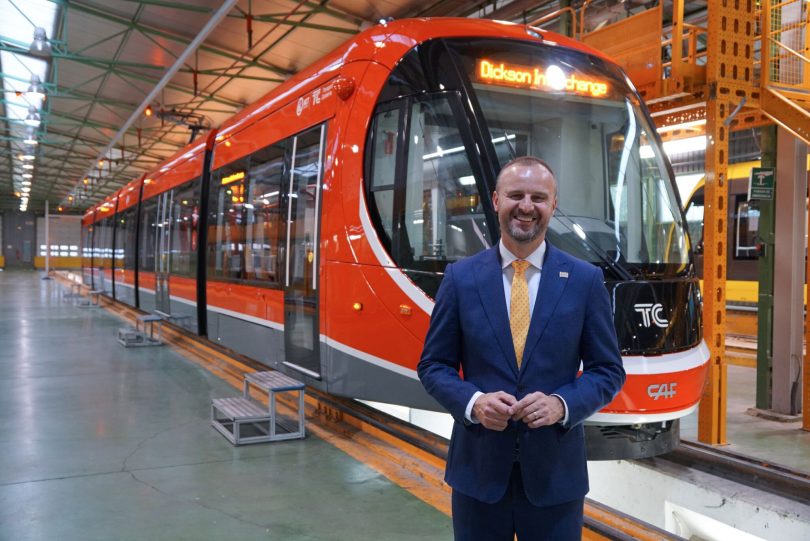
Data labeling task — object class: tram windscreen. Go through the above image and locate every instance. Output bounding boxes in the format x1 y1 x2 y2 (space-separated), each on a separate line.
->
451 40 690 277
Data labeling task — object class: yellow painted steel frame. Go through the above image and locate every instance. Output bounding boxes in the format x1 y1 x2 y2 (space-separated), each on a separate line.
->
806 185 810 431
760 0 810 144
700 1 759 445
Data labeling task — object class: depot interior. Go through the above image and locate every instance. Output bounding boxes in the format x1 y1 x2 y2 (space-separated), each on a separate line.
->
1 2 809 541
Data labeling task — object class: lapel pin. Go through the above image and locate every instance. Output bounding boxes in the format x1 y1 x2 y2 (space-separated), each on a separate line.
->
559 271 569 278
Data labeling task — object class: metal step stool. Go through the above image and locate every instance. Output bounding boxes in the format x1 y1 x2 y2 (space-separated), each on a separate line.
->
211 370 306 445
78 289 102 308
62 282 82 300
117 327 161 347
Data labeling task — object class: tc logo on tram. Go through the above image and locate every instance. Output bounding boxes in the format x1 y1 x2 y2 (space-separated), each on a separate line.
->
633 303 669 328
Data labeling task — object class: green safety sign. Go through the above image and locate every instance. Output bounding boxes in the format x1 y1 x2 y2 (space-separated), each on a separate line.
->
748 167 775 200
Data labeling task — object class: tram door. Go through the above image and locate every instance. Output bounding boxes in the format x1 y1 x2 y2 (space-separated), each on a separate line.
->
282 125 325 379
155 190 173 314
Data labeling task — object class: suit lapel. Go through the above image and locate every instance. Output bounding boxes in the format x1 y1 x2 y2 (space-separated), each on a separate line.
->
521 242 571 371
474 247 519 377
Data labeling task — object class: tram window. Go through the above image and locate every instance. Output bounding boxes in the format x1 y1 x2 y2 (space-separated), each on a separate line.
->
288 127 324 291
401 95 490 267
244 142 286 284
168 180 200 277
368 108 400 241
96 216 113 268
210 156 249 281
118 207 137 271
82 225 92 259
96 216 114 293
734 196 760 260
209 141 288 286
139 198 158 272
684 191 705 253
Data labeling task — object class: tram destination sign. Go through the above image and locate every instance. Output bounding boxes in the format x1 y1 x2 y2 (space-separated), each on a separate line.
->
748 167 775 201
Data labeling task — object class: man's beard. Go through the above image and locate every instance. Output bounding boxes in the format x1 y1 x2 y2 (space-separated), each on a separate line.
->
506 214 542 243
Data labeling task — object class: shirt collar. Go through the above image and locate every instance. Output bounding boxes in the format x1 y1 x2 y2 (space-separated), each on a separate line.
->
499 239 546 271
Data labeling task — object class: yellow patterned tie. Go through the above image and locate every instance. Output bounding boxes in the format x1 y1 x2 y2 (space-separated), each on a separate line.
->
510 260 531 368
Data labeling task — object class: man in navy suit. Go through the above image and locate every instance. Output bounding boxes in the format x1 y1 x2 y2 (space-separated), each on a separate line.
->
418 156 625 540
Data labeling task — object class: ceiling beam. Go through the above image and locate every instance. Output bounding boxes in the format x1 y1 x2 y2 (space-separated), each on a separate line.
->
66 1 293 77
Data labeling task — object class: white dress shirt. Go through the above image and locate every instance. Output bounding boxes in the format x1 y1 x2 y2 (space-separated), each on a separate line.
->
464 240 569 425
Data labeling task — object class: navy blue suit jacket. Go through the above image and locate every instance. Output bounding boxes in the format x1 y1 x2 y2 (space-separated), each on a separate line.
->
418 242 625 506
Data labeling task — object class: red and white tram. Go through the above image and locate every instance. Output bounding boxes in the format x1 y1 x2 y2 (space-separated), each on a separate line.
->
82 18 708 458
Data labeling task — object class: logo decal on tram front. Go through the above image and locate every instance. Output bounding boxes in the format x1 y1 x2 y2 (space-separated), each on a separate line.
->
634 302 669 328
647 382 678 400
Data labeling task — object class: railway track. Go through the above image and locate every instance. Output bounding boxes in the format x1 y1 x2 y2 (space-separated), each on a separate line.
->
654 440 810 506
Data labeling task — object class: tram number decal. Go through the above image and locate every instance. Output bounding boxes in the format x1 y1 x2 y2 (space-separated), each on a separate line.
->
647 382 677 400
634 303 669 328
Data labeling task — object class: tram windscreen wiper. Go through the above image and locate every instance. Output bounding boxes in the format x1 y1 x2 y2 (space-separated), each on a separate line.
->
553 206 635 281
502 130 516 160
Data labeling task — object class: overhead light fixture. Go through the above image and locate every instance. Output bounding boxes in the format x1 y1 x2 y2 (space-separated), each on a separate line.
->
22 174 32 179
29 27 52 58
22 180 32 185
22 186 31 193
23 164 34 170
144 104 153 117
27 75 46 100
20 154 35 161
24 106 41 127
24 137 38 145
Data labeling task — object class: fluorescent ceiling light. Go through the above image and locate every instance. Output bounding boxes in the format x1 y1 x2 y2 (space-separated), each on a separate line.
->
663 136 707 155
657 119 706 133
639 136 707 160
0 0 57 188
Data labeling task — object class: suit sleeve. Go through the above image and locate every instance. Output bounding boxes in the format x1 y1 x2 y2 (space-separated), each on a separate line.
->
417 263 482 420
554 267 626 428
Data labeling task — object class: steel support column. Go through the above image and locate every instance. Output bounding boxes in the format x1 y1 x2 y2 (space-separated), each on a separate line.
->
700 94 729 445
756 125 776 410
773 127 806 416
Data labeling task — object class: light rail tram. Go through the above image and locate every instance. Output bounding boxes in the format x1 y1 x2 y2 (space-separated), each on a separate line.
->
81 18 708 459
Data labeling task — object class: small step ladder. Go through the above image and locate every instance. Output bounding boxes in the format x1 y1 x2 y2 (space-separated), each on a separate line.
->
78 289 102 308
117 313 164 347
62 281 82 301
211 371 306 445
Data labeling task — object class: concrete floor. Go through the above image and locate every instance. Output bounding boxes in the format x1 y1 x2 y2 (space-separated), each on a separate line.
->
681 364 810 474
0 271 452 541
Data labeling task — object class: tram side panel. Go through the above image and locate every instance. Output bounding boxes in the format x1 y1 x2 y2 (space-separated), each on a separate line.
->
321 60 442 409
687 170 767 304
204 81 341 386
135 148 206 329
93 199 116 297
